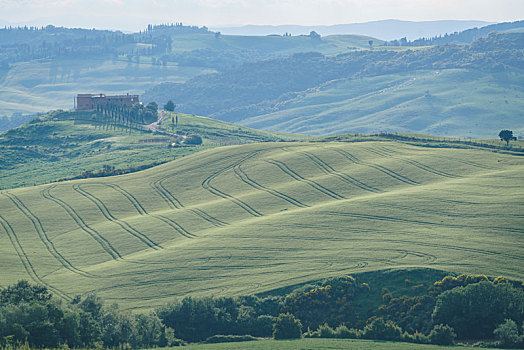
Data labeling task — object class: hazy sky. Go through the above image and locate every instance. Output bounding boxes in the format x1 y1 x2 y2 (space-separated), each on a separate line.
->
1 0 523 31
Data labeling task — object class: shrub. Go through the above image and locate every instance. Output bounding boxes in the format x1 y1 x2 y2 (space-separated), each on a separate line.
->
251 315 274 337
205 335 257 343
432 281 524 339
403 331 429 344
334 325 359 339
494 319 521 348
318 323 336 338
429 324 456 345
184 134 202 145
361 318 403 341
273 313 302 340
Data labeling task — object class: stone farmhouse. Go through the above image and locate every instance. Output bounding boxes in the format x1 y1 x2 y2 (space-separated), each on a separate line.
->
75 93 139 111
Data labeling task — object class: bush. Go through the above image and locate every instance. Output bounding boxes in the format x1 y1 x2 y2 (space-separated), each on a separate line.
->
432 281 524 339
361 318 403 341
494 319 521 348
429 324 456 345
334 325 359 339
273 313 302 340
251 315 275 337
318 323 336 338
403 331 429 344
184 134 202 145
205 335 257 343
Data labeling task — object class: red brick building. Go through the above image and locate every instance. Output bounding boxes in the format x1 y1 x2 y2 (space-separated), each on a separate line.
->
75 93 139 111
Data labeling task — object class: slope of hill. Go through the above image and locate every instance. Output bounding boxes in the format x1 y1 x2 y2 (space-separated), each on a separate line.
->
0 110 301 190
145 32 524 138
212 20 492 41
1 139 522 310
242 69 524 137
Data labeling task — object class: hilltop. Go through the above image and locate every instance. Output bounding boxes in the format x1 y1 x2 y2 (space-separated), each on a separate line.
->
0 137 522 310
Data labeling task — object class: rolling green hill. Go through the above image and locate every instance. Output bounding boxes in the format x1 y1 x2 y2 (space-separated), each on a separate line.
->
146 32 524 138
1 139 522 310
0 110 302 190
242 69 524 137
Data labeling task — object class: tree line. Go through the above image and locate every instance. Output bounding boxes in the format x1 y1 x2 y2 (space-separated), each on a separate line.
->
1 272 523 348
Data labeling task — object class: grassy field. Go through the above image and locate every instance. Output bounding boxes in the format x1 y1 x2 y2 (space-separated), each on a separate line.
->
242 69 524 138
183 338 500 349
0 139 522 310
0 111 305 189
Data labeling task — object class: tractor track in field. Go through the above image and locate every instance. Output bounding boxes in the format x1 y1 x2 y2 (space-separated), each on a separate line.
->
104 184 148 215
329 147 419 186
72 184 162 250
233 163 309 208
291 148 380 193
94 183 201 238
0 214 71 300
41 185 122 260
152 214 196 239
202 152 263 217
346 236 524 263
151 177 183 209
370 145 459 179
265 159 344 200
151 177 227 227
2 192 95 278
322 211 524 235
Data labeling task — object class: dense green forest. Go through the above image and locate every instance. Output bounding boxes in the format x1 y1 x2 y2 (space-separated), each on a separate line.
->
144 32 524 125
1 270 523 348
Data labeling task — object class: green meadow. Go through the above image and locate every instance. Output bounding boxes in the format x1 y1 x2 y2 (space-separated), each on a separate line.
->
183 338 500 349
242 69 524 138
0 137 522 310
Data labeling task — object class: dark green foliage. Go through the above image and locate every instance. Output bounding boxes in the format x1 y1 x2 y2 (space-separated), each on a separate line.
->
283 276 359 330
334 325 360 339
432 281 524 339
273 313 302 340
361 318 403 341
499 130 516 146
164 100 176 112
428 324 456 345
0 280 51 306
494 319 522 348
157 296 280 342
0 281 176 349
205 334 258 343
184 134 203 145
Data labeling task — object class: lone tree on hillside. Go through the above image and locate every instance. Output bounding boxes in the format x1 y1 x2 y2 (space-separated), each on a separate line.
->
164 100 175 112
498 130 516 146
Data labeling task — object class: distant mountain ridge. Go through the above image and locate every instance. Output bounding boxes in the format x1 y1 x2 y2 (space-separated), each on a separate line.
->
211 19 493 41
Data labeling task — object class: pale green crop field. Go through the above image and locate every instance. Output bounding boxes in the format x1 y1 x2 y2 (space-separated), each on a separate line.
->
242 69 524 138
0 141 522 310
183 338 500 349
